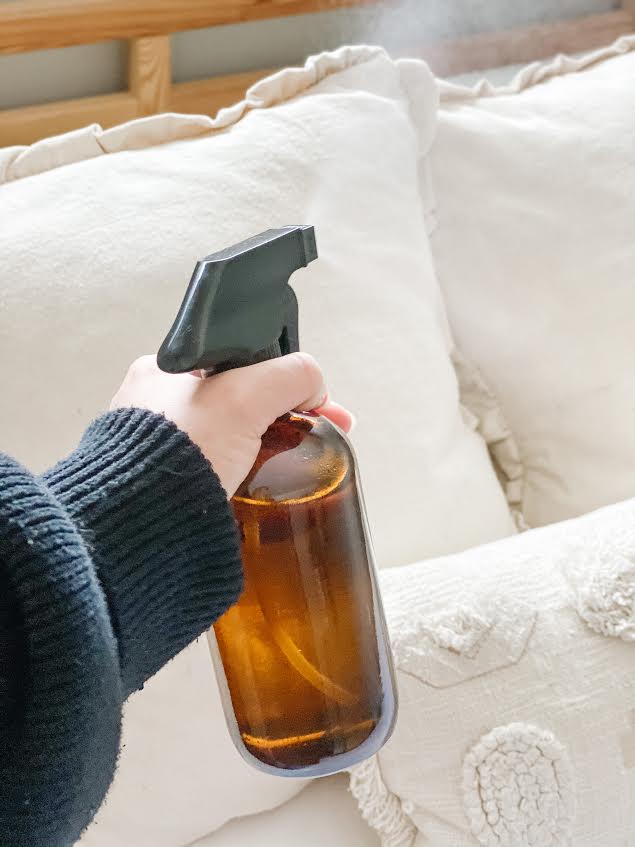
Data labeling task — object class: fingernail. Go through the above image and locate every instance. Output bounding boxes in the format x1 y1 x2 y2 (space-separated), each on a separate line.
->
348 413 357 433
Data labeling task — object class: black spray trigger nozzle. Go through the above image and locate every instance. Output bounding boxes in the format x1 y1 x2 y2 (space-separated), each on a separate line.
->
157 226 318 375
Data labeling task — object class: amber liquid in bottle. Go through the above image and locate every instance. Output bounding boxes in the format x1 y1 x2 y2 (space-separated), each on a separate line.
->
211 412 396 776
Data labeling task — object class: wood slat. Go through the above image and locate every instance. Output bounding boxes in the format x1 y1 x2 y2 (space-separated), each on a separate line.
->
411 10 634 78
0 68 278 147
0 67 275 147
0 0 376 55
0 92 138 147
129 36 172 115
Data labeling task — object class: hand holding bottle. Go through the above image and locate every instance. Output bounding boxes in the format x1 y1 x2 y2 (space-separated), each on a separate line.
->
110 352 353 497
147 227 396 776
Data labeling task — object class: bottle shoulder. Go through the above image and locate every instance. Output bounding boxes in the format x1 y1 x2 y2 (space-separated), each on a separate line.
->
234 413 356 505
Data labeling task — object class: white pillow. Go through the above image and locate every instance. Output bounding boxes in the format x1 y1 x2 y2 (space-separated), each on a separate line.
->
351 497 635 847
0 48 514 846
428 37 635 528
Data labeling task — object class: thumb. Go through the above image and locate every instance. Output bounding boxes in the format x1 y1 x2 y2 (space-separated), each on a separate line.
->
223 352 327 432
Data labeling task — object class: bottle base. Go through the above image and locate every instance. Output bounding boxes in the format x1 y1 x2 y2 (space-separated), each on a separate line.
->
236 709 396 779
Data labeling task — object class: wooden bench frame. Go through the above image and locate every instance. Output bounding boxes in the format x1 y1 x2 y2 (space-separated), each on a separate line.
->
1 0 634 146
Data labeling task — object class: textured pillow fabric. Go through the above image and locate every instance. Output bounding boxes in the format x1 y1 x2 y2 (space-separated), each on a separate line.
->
0 47 514 846
429 37 635 528
351 497 635 847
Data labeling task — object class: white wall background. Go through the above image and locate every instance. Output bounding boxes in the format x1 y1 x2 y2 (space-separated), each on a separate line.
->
0 0 617 110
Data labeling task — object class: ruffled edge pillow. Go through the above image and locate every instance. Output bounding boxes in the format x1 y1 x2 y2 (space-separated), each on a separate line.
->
348 35 635 847
1 43 522 532
430 33 635 530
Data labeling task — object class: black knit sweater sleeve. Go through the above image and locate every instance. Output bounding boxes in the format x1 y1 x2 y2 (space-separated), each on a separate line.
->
0 408 243 847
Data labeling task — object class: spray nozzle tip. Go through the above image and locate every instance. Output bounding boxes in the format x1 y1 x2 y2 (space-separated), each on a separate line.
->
300 225 318 265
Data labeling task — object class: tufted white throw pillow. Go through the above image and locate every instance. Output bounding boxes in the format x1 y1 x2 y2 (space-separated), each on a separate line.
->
0 48 515 846
351 497 635 847
429 37 635 528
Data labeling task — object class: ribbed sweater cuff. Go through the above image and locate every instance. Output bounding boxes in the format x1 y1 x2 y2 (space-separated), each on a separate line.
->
43 408 242 696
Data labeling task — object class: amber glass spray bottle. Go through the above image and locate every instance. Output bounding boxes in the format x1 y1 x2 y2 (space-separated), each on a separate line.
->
158 227 397 777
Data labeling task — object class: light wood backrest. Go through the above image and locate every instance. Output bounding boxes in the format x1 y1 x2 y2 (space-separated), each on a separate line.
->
1 0 634 147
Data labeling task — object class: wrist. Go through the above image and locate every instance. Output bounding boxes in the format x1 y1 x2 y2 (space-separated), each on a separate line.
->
44 408 243 695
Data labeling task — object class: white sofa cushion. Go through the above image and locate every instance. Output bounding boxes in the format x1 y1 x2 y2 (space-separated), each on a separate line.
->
351 497 635 847
429 36 635 528
195 775 379 847
0 47 514 846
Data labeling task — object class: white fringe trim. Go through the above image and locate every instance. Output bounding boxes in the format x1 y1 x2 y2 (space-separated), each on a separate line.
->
349 757 417 847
